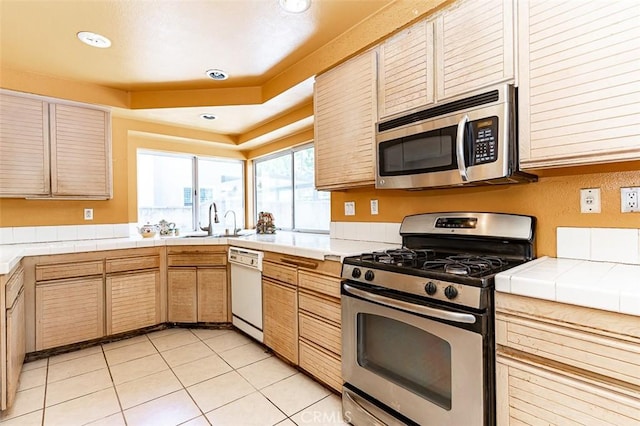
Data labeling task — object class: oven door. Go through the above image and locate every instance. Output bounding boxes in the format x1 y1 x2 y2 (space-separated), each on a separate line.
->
342 282 485 426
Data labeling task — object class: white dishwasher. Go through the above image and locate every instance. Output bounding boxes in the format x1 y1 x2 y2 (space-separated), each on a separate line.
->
228 247 264 342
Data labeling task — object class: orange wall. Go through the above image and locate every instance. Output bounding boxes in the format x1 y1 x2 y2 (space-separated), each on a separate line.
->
330 164 640 258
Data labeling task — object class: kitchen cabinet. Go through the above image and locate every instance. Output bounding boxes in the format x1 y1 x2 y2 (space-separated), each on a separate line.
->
434 0 515 101
297 263 342 393
377 19 434 119
518 1 640 168
0 89 111 199
495 292 640 425
35 260 105 351
167 246 228 323
314 49 378 190
262 258 298 364
1 264 26 411
105 254 161 335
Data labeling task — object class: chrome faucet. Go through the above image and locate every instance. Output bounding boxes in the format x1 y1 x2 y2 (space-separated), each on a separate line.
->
224 210 239 236
199 202 219 236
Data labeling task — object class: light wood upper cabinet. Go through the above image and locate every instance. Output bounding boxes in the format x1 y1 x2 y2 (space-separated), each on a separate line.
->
518 1 640 168
50 103 111 197
0 89 112 199
0 93 50 197
378 20 434 119
435 0 515 101
314 49 378 190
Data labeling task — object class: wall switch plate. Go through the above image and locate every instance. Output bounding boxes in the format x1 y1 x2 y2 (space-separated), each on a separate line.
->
344 201 355 216
84 208 94 220
621 187 640 212
370 199 379 215
580 188 601 213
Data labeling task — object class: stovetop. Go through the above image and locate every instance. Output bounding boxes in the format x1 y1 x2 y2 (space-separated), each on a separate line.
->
340 212 536 310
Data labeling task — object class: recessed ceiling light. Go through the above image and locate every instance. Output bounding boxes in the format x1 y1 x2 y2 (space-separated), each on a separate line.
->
200 113 217 120
279 0 311 13
77 31 111 48
205 69 229 80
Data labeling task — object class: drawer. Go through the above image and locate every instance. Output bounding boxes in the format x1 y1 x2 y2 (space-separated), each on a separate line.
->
298 271 340 299
299 290 340 325
5 265 24 308
299 340 342 393
496 313 640 388
263 261 297 285
167 253 226 267
106 255 160 273
36 260 104 281
299 312 341 355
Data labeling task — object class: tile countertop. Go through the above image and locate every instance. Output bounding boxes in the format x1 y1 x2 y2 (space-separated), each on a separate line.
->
0 231 400 275
496 256 640 317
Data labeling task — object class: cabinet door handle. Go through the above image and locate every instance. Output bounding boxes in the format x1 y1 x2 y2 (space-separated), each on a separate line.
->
279 258 318 269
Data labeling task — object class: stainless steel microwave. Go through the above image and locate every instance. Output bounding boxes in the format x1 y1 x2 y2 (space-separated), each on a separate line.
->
375 84 536 189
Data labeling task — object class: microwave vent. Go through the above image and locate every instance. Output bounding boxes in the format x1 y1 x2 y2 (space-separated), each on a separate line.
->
378 89 500 132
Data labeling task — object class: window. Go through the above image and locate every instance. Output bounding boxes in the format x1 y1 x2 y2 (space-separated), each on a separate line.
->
137 151 244 234
254 144 330 232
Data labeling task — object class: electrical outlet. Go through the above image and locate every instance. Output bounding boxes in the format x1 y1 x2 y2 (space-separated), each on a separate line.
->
344 201 355 216
370 199 379 215
84 208 94 220
580 188 601 213
621 187 640 212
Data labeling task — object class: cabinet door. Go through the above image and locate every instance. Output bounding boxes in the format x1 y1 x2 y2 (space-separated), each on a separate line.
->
518 1 640 168
35 277 104 350
263 278 298 364
49 103 111 198
314 49 377 190
106 271 160 335
197 268 227 323
0 92 50 197
497 355 640 426
435 0 515 100
5 289 26 410
167 268 197 323
378 20 434 119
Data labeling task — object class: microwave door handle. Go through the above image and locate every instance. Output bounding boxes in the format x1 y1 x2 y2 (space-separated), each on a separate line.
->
343 283 476 324
456 114 470 181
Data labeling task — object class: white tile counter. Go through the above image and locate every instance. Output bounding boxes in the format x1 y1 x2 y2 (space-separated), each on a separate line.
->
496 256 640 316
0 231 399 274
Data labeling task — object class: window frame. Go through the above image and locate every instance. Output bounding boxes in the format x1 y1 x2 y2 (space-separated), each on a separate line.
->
253 143 329 234
137 149 245 232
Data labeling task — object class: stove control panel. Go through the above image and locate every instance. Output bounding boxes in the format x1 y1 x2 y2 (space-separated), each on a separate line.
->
341 264 483 310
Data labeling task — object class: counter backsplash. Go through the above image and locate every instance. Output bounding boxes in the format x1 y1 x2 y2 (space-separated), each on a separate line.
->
330 221 402 245
557 227 640 265
0 223 132 245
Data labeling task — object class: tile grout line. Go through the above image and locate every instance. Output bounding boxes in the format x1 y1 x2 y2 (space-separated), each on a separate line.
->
99 341 128 426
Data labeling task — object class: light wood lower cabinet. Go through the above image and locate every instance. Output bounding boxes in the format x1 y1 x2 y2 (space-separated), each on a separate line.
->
35 277 104 350
106 271 160 335
166 246 228 324
263 277 298 364
496 292 640 425
1 264 26 411
297 267 342 393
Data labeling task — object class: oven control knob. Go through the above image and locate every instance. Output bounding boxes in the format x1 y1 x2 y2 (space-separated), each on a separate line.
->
444 285 458 300
364 270 375 281
424 282 437 295
351 268 362 279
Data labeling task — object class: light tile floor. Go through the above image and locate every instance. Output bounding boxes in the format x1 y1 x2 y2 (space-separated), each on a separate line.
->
0 328 348 426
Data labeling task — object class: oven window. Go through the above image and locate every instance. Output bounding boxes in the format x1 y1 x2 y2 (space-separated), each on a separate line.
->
379 129 455 176
357 313 452 410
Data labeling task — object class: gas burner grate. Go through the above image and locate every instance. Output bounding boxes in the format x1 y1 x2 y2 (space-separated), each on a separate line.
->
365 248 436 267
422 255 508 276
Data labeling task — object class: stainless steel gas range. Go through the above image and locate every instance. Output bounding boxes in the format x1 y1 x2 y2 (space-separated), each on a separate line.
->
340 212 536 426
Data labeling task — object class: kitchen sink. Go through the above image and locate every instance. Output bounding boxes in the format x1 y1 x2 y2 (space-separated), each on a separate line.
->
180 233 246 239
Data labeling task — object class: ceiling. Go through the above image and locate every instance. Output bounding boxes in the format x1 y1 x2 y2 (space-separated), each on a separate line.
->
0 0 395 150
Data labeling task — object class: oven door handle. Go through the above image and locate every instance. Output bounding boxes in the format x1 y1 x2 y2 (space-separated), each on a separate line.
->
456 114 470 181
343 388 403 426
343 283 476 324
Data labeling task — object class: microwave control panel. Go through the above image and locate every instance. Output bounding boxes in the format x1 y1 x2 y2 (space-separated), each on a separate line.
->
471 117 498 164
